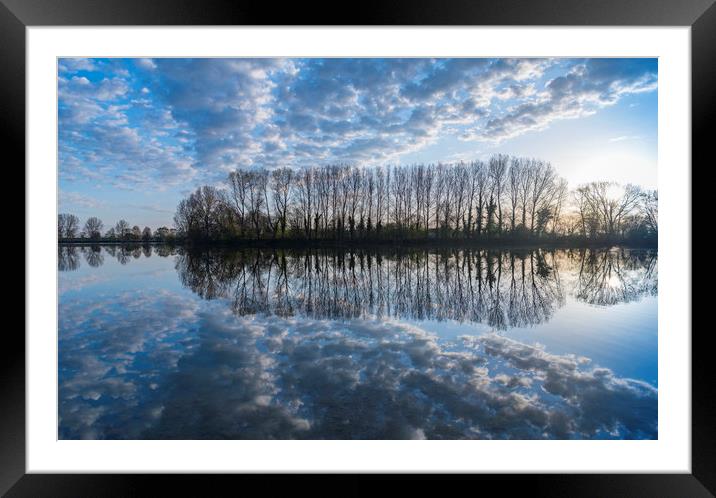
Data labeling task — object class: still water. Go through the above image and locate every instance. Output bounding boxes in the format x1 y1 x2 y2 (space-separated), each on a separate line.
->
58 245 657 440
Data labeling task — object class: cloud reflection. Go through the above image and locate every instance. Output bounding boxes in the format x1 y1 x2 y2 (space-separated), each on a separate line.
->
59 286 657 439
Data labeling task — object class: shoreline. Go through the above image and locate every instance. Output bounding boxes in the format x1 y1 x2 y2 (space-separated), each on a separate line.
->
58 238 658 250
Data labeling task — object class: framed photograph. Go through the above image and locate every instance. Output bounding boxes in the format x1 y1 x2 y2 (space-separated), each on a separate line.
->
5 0 710 494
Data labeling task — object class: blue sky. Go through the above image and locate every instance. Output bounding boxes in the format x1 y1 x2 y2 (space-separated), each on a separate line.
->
58 57 657 229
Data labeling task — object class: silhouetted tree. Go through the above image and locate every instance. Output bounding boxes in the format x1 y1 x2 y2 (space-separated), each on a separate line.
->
115 219 130 239
83 217 103 239
65 155 655 245
58 213 80 239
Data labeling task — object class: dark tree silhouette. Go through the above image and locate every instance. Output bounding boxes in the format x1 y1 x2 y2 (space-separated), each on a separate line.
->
166 156 657 244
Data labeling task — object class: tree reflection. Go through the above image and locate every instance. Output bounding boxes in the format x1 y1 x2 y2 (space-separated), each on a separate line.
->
59 245 657 322
175 248 646 328
58 244 180 270
58 246 81 271
573 248 657 306
82 245 104 267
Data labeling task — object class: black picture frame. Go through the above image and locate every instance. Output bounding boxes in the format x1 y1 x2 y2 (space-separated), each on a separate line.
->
3 0 710 495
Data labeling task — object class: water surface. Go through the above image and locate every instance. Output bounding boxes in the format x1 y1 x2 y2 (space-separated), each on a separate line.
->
58 245 657 439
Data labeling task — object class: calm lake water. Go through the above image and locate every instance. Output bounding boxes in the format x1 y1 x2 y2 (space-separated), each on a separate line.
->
58 245 657 440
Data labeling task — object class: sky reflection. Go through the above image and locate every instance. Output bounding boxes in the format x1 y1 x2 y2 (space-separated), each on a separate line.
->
59 246 657 439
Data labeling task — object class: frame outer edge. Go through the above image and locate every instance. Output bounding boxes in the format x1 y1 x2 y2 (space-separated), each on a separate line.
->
692 1 716 495
0 0 27 495
5 0 713 493
1 0 715 26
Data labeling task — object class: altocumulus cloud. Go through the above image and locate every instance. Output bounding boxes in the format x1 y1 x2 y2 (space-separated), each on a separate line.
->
58 57 657 192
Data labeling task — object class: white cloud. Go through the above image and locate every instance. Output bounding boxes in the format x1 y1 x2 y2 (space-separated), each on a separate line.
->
60 191 106 209
136 58 157 70
609 135 643 142
59 58 98 72
472 59 658 142
57 58 657 195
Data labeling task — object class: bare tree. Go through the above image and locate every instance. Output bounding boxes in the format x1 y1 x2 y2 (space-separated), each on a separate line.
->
167 158 654 244
270 167 294 238
472 161 487 237
365 168 375 235
228 170 251 237
174 199 196 236
550 178 569 236
579 182 642 237
488 154 508 234
507 157 523 233
83 217 104 239
244 172 266 237
58 213 80 239
375 167 387 234
528 161 557 235
115 219 130 239
295 167 315 238
641 189 658 234
518 161 534 229
453 162 469 237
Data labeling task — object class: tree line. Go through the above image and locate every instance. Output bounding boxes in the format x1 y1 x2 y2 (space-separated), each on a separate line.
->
173 155 657 244
59 154 658 245
57 214 178 242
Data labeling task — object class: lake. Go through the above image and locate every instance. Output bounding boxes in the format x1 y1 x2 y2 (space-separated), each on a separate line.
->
58 245 657 439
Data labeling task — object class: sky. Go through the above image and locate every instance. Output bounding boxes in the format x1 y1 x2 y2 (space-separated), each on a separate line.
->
58 57 658 229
